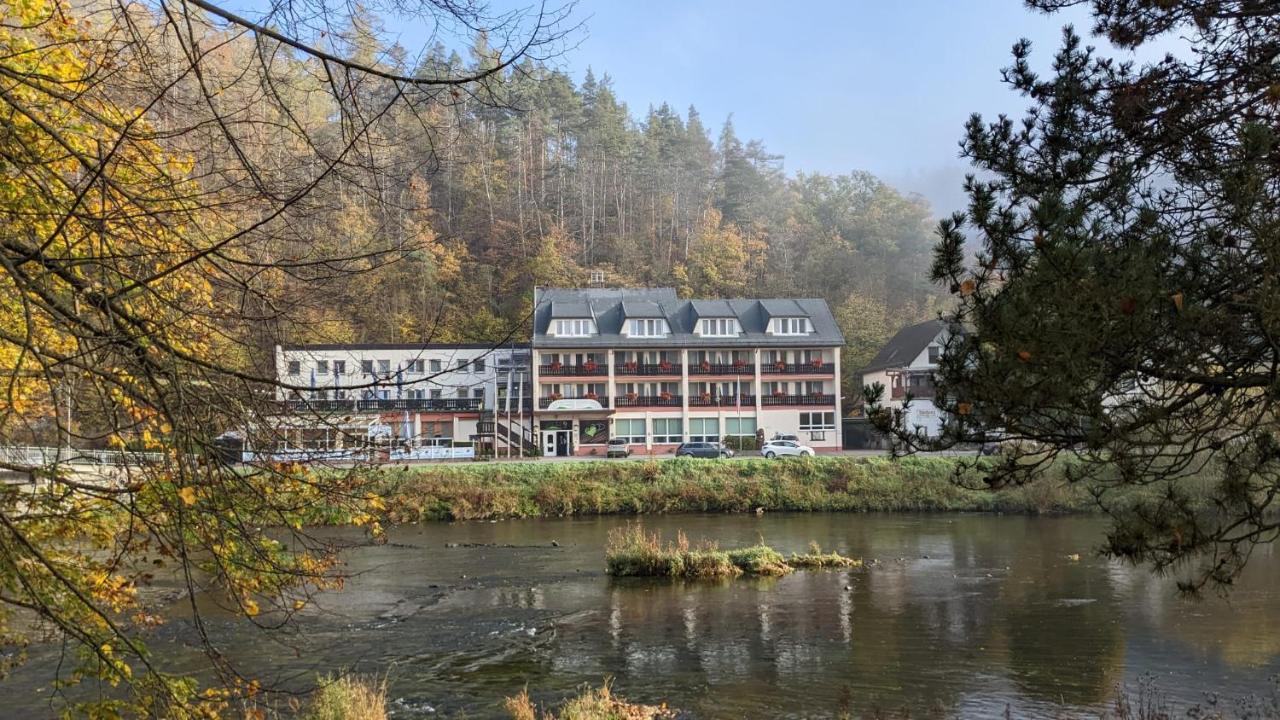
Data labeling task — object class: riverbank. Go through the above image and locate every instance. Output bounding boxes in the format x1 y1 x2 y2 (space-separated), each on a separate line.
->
333 455 1099 524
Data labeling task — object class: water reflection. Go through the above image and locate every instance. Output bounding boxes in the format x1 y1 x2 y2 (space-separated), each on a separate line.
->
4 514 1279 719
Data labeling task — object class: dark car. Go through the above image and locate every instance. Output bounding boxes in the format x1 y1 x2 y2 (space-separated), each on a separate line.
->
606 437 631 458
675 442 734 459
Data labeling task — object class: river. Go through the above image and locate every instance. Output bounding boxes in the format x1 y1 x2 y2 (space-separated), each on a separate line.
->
8 513 1280 718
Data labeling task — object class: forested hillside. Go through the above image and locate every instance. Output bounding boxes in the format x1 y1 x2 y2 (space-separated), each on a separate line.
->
275 8 948 378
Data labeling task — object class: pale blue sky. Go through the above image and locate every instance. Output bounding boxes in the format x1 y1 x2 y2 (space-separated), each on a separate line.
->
252 0 1180 213
545 0 1178 213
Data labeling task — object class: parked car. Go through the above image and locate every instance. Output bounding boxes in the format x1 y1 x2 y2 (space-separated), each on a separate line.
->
760 439 814 458
675 442 734 459
771 433 800 443
606 437 631 458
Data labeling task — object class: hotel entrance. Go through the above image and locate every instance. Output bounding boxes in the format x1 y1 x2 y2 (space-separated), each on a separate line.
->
540 420 574 457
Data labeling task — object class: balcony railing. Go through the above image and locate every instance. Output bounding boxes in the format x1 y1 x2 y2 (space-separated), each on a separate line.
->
615 362 683 376
688 394 756 407
761 394 836 406
761 362 833 375
615 395 683 408
891 384 936 400
278 398 488 412
538 396 610 409
688 362 753 375
538 363 607 377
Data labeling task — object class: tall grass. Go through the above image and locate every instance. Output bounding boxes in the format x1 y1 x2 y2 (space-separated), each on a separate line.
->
604 524 859 578
303 674 387 720
505 681 674 720
332 456 1097 525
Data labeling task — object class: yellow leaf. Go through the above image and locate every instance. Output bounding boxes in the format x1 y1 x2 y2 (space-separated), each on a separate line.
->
178 486 196 506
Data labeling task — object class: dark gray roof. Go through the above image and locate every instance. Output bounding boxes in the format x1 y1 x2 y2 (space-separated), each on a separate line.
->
549 301 593 319
621 301 665 318
759 298 806 318
860 320 946 373
689 299 735 318
533 287 843 348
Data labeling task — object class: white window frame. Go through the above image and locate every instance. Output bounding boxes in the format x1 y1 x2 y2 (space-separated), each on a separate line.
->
555 318 597 337
700 317 740 337
333 360 346 375
725 417 757 437
652 417 683 444
614 418 646 444
799 412 836 431
286 360 301 375
628 318 670 337
771 317 811 336
689 417 719 443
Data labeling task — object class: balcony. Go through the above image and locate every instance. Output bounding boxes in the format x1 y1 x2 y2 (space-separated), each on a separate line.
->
689 362 753 376
278 397 488 413
539 396 610 410
539 363 606 377
689 394 755 407
615 362 683 376
761 361 833 375
615 394 683 408
761 394 836 406
891 383 936 400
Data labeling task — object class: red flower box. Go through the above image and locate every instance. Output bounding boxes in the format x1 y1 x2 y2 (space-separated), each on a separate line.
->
659 361 673 372
584 361 598 372
549 361 562 371
773 361 786 372
700 361 712 371
626 392 638 401
623 361 638 372
660 391 672 401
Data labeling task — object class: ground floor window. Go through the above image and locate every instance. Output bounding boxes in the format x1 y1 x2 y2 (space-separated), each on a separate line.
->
614 418 646 444
799 412 836 430
652 418 683 444
689 417 719 442
725 417 757 437
580 419 609 444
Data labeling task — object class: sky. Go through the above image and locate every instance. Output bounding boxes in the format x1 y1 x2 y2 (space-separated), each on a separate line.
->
541 0 1177 214
322 0 1181 215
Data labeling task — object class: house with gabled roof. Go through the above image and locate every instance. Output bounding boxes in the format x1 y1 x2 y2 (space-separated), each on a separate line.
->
860 319 948 438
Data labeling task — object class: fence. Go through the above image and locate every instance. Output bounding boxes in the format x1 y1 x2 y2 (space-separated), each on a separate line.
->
0 446 165 468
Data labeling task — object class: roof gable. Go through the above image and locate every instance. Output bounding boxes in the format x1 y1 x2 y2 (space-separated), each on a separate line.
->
860 319 947 373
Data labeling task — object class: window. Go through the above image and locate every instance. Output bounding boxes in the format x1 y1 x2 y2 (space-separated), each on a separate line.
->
316 360 329 374
927 345 941 363
628 318 670 337
799 412 836 430
333 360 346 375
475 358 485 372
430 389 442 399
614 418 646 444
590 269 605 284
472 388 485 399
408 359 425 373
652 418 682 443
407 389 425 400
555 318 596 337
456 359 468 370
700 317 740 337
286 360 300 375
429 359 442 372
689 417 719 443
725 417 757 437
771 317 811 335
361 360 374 374
377 359 391 373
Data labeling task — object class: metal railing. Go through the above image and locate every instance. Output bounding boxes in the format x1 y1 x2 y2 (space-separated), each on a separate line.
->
688 362 753 375
276 398 490 412
761 394 836 406
538 363 607 377
688 394 756 407
615 363 683 376
0 446 166 467
761 362 833 375
615 395 683 408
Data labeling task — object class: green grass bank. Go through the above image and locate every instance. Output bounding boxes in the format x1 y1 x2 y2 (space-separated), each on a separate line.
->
344 456 1098 524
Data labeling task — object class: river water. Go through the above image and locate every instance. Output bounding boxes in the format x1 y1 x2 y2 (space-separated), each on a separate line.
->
8 513 1280 718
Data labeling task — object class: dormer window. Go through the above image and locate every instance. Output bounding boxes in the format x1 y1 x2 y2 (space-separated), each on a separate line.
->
700 317 740 337
771 317 811 335
555 319 597 337
628 318 669 337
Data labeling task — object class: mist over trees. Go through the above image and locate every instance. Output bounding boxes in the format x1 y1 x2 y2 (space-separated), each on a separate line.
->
281 10 947 378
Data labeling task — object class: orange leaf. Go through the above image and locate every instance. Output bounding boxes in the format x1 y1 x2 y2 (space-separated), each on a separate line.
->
959 279 976 296
178 486 196 506
1017 350 1032 362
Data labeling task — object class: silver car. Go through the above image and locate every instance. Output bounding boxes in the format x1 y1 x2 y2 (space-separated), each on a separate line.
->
760 439 814 458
